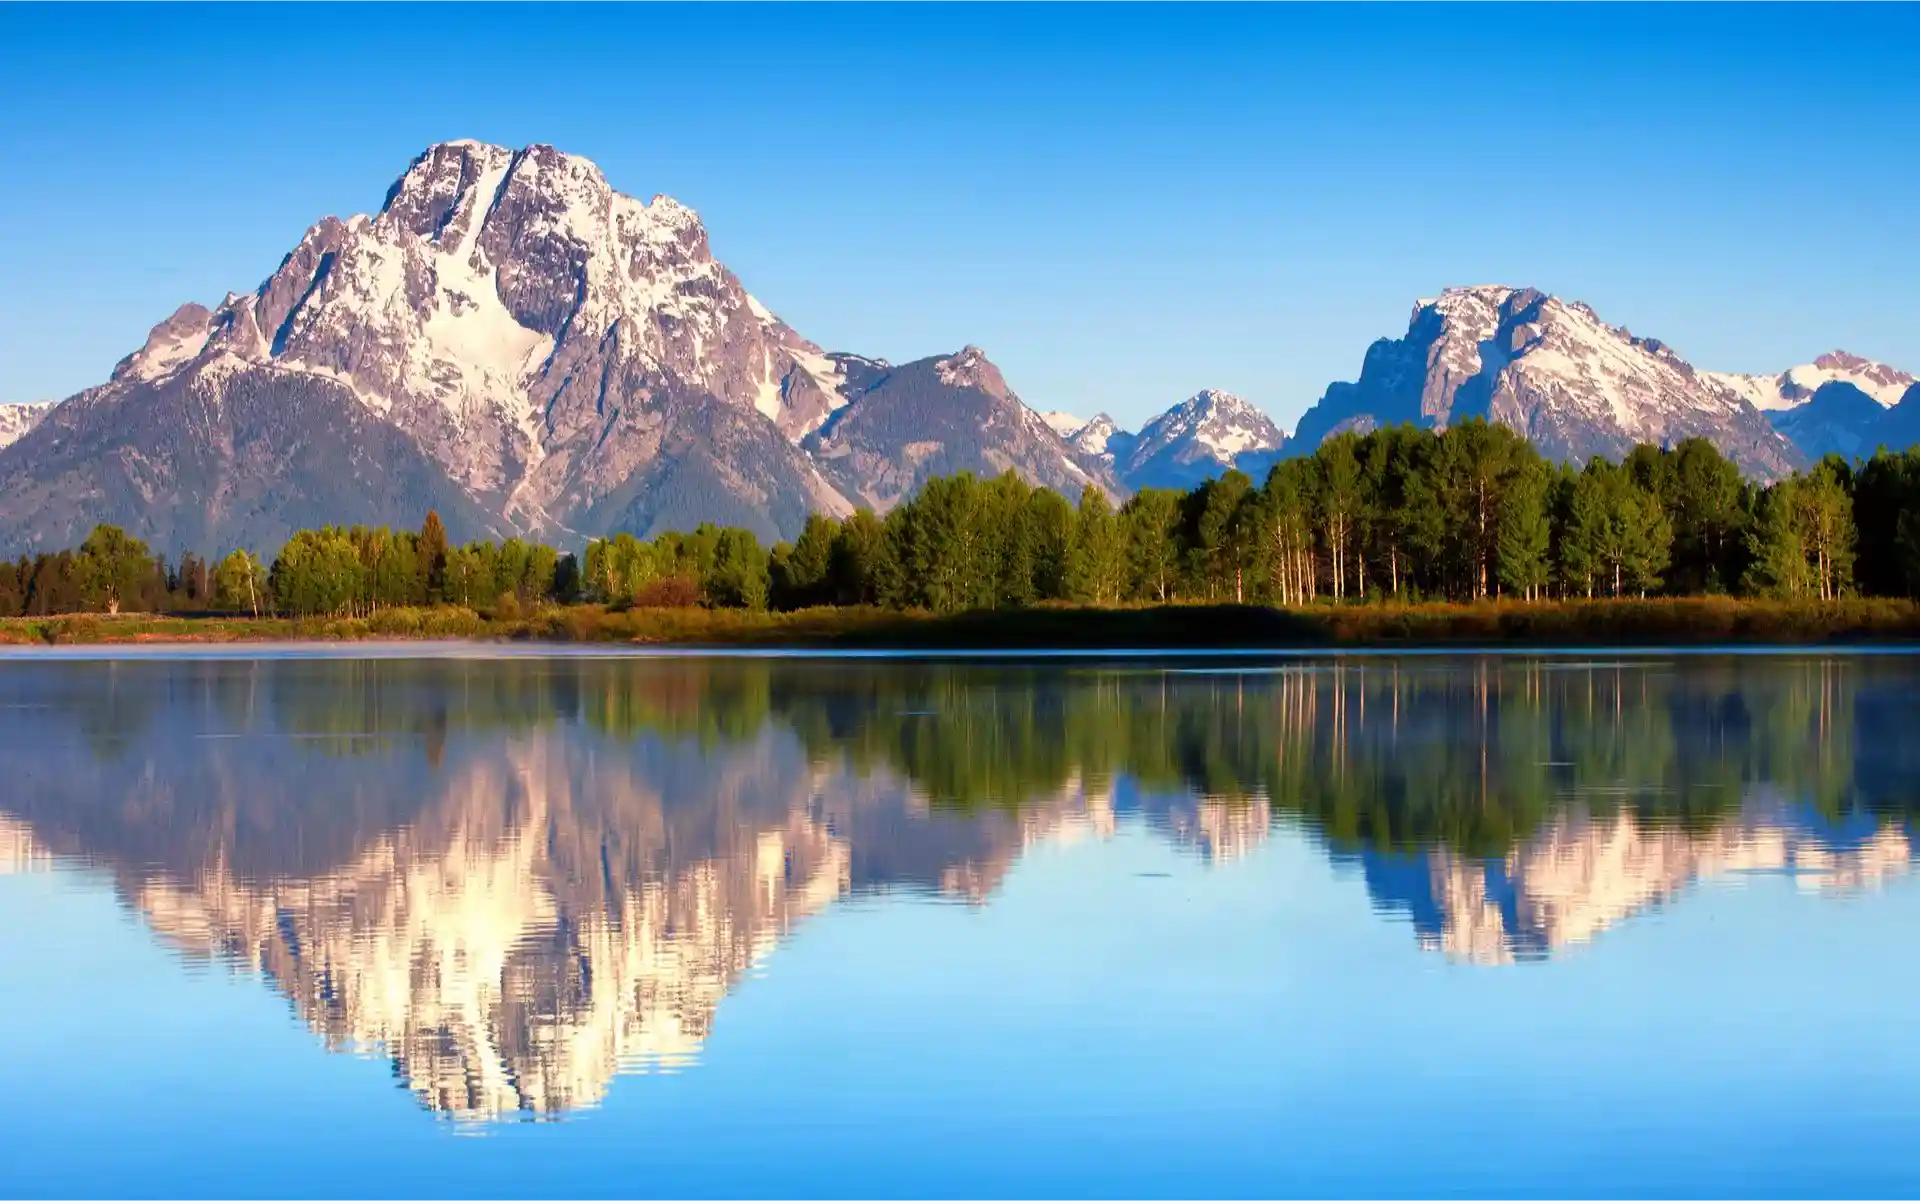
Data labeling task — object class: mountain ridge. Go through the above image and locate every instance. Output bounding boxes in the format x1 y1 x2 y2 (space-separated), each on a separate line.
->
2 149 1915 553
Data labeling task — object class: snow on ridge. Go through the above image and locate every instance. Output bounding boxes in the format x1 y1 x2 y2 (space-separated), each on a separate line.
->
1068 414 1120 457
1704 354 1914 412
1131 389 1283 465
1040 410 1087 437
0 400 54 451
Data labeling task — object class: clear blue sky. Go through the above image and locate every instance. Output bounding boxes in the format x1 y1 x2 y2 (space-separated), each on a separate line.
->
2 4 1916 431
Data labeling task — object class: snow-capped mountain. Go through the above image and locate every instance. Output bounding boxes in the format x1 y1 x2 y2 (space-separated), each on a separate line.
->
1705 351 1915 412
1290 285 1804 478
1702 353 1918 461
1039 410 1087 437
0 402 51 452
1072 390 1285 491
1066 413 1130 461
0 141 1101 552
1765 382 1889 460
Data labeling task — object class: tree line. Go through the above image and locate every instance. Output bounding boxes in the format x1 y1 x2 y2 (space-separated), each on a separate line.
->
6 421 1920 618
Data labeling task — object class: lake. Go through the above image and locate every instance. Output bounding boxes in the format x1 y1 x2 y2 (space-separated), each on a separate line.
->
3 649 1919 1198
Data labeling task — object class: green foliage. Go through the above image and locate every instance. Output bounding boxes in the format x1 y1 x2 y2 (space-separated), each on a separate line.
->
9 437 1920 622
74 525 156 614
1064 486 1126 603
213 549 267 615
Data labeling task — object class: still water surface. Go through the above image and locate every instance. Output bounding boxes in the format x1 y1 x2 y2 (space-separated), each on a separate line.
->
2 650 1919 1197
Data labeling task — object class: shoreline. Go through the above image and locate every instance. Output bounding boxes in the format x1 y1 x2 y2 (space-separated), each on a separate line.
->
5 598 1920 651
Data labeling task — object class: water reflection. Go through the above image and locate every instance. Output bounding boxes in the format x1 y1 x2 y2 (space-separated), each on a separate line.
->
0 654 1915 1120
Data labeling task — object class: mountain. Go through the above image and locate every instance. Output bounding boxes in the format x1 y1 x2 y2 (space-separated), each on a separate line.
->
0 402 50 452
1066 413 1129 461
1880 384 1920 452
1289 285 1804 478
1702 351 1918 461
0 142 1095 553
1056 392 1286 492
1764 381 1889 460
1110 389 1286 490
803 346 1120 510
1705 350 1915 412
1039 410 1087 437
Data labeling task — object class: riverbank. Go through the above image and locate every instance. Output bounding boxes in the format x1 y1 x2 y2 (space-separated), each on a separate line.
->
4 597 1920 649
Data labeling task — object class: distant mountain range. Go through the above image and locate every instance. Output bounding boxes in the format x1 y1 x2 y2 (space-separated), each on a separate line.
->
0 142 1913 552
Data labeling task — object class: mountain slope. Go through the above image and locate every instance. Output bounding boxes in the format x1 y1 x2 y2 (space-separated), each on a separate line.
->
1113 390 1286 490
804 346 1120 510
1879 384 1920 453
1290 285 1804 478
1765 381 1889 461
0 350 501 554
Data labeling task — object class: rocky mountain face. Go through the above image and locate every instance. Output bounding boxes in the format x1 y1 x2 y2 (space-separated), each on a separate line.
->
0 142 1098 553
1290 285 1806 478
804 346 1120 511
1049 391 1285 492
0 402 50 452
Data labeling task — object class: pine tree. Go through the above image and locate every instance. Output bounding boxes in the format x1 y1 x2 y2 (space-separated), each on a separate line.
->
418 510 449 603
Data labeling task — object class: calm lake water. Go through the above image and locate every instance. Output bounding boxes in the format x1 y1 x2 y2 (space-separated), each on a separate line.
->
3 649 1920 1198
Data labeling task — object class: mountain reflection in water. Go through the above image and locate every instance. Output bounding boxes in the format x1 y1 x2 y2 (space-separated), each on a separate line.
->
1 653 1915 1121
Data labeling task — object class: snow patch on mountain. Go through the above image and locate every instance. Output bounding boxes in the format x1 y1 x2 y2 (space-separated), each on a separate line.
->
0 402 53 451
1040 410 1087 437
1135 390 1283 464
1067 413 1121 458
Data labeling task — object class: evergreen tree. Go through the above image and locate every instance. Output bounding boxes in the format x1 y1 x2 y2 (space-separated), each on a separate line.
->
830 509 885 606
1190 470 1256 602
1122 489 1183 602
773 514 837 609
1496 456 1553 600
1065 486 1127 604
1745 479 1812 597
418 510 449 603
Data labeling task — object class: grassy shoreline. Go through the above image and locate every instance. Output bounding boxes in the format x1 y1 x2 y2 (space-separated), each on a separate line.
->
4 598 1920 649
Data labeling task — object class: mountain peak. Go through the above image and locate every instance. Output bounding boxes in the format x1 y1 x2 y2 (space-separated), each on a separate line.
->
112 302 215 383
1814 350 1874 372
1066 412 1124 458
1039 410 1088 437
933 345 1009 397
1295 285 1803 478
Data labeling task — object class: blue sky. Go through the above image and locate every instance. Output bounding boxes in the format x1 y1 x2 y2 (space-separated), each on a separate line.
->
2 4 1916 430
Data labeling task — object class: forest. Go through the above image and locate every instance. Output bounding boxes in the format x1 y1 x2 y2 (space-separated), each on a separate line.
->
4 420 1920 620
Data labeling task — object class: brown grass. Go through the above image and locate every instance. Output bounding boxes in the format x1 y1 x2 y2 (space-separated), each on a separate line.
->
3 597 1917 649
